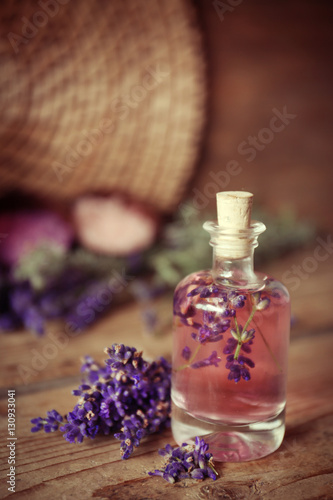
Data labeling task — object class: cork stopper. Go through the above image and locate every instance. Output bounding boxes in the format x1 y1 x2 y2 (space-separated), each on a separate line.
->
216 191 253 229
215 191 253 258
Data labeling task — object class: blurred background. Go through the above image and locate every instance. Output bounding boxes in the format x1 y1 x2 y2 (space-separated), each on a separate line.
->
1 4 332 496
193 0 333 231
0 0 332 342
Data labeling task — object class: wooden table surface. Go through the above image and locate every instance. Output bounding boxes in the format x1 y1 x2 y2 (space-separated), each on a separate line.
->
1 246 333 500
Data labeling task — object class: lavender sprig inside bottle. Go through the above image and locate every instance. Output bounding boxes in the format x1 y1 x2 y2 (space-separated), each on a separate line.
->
174 272 272 383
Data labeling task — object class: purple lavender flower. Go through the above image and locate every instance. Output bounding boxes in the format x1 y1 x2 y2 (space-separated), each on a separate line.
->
182 346 191 360
200 325 223 343
8 281 45 335
0 265 110 335
228 291 246 309
21 306 44 336
148 437 218 483
186 285 209 298
31 410 63 433
31 344 172 460
199 287 213 298
9 281 34 314
223 327 255 382
191 311 230 345
114 416 146 459
226 359 249 382
191 351 221 369
203 310 215 324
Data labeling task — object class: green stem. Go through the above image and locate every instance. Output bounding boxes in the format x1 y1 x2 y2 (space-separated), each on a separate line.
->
234 341 242 359
234 304 256 360
233 315 242 358
208 460 219 476
242 303 257 333
233 301 282 372
234 316 240 336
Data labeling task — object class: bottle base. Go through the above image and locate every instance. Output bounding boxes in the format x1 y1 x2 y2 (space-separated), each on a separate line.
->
171 402 285 462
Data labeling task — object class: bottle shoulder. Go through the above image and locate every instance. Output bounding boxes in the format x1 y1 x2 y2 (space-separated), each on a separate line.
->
259 273 290 302
173 270 290 334
174 269 211 293
173 270 290 320
175 270 289 299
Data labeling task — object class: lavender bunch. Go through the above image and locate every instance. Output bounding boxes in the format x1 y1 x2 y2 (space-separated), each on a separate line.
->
148 437 218 483
31 344 171 459
0 269 105 336
0 275 44 334
0 242 132 336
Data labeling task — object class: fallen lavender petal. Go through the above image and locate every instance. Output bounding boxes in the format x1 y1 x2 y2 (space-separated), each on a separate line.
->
148 438 218 483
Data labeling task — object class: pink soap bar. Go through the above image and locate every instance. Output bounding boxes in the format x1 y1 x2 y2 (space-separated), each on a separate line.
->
0 210 73 266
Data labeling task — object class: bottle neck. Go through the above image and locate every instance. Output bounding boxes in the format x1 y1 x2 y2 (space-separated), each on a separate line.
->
203 220 266 290
212 248 259 289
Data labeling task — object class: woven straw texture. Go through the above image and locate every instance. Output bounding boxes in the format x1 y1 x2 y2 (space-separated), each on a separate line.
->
0 0 206 212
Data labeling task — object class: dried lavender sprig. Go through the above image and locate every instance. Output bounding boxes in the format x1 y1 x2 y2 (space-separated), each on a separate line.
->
148 437 218 483
31 344 172 460
31 410 63 433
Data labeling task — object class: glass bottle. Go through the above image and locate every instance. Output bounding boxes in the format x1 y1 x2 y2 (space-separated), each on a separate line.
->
171 191 290 461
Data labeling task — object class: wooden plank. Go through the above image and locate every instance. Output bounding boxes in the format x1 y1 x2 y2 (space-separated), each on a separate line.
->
0 332 332 499
0 246 332 498
0 301 173 393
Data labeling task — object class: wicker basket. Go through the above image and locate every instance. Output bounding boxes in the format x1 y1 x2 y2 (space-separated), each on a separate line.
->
0 0 207 212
